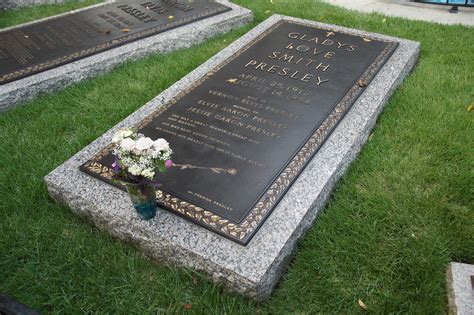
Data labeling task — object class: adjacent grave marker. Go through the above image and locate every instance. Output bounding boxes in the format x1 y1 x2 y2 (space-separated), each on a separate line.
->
0 0 230 84
45 15 420 299
0 0 253 112
80 20 398 245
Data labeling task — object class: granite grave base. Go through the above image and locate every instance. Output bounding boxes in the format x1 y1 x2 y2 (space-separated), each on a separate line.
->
447 262 474 315
45 15 420 300
1 0 70 11
0 0 252 112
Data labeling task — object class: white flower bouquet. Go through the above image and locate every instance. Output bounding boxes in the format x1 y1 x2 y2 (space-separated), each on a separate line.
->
111 128 173 185
111 128 173 220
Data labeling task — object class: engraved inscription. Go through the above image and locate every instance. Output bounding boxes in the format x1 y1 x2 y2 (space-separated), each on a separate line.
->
116 4 158 23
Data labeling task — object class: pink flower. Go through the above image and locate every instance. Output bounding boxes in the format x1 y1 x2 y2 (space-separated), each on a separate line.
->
165 160 173 169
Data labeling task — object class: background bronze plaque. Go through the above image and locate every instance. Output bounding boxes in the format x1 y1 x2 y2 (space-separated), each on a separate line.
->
81 21 398 245
0 0 230 84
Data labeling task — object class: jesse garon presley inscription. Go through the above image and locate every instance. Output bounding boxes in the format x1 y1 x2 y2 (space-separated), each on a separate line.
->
81 21 398 245
0 0 230 84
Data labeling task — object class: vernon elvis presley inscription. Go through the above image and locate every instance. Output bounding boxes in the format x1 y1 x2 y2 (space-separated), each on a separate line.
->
81 20 398 245
0 0 230 84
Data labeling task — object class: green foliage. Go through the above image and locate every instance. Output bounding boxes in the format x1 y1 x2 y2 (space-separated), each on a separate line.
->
0 0 472 313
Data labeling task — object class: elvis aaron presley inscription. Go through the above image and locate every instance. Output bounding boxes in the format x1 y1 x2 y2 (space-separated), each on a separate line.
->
0 0 230 84
81 21 398 245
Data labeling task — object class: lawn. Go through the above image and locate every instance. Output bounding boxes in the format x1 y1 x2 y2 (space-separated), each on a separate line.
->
0 0 473 313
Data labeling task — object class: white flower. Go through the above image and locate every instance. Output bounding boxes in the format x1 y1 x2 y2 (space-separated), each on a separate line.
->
153 138 169 151
112 135 122 144
161 149 172 161
120 138 136 151
112 128 172 179
144 149 154 156
122 156 133 167
112 129 133 143
121 129 133 138
128 165 142 176
136 137 154 151
138 156 152 169
132 148 142 156
141 168 155 179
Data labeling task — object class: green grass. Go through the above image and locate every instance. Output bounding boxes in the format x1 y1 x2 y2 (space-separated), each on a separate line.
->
1 0 473 313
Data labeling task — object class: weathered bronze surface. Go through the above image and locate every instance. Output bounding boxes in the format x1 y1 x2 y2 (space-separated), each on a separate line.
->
0 0 230 84
81 21 398 245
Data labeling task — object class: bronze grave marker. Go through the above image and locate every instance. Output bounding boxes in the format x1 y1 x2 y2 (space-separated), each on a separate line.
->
81 20 398 245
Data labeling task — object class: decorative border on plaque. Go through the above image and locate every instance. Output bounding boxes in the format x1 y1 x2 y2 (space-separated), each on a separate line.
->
0 5 230 84
81 19 398 244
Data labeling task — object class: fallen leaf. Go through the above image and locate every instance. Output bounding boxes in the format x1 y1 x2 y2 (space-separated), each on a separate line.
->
358 299 367 310
363 38 372 42
467 104 473 112
168 15 174 19
184 303 192 310
105 30 111 35
227 78 238 84
265 10 272 14
357 80 368 87
121 28 130 33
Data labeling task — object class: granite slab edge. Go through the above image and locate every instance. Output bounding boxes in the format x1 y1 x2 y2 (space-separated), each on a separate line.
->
0 0 253 112
447 262 474 315
44 15 420 300
2 0 70 10
45 179 260 297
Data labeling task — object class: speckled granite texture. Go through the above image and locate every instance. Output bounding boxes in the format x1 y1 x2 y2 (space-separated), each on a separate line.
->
1 0 68 10
0 0 252 112
45 15 420 300
447 262 474 315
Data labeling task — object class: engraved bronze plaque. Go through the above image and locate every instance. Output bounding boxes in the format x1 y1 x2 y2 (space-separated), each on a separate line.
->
81 21 398 245
0 0 230 84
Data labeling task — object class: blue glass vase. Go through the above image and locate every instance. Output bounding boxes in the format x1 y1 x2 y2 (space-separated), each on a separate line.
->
125 182 157 220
